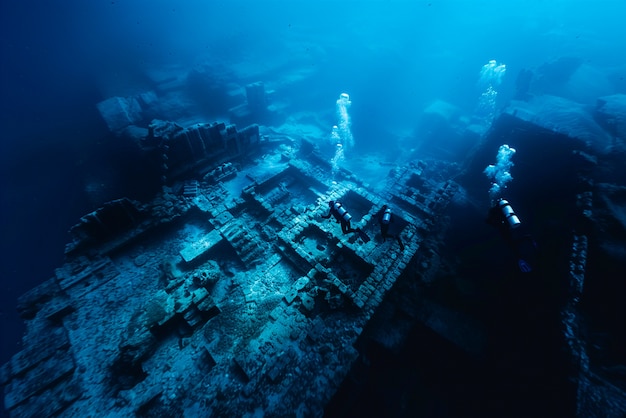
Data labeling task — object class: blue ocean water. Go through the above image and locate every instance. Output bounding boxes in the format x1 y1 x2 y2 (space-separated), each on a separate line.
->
1 1 625 414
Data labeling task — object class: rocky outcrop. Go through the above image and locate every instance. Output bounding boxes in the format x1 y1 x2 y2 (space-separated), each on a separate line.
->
506 95 614 153
595 94 626 142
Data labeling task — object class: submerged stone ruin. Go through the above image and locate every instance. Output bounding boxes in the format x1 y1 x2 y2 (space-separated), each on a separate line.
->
2 82 625 416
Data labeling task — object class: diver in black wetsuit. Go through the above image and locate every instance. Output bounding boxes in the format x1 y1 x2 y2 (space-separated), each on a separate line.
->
322 201 359 234
378 205 405 251
487 198 537 273
322 201 371 243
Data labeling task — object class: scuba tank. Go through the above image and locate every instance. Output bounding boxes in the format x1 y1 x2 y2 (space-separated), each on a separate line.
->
382 207 392 225
498 199 521 229
333 202 352 222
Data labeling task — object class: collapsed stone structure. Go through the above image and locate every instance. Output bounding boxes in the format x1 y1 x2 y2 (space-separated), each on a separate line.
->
2 90 626 416
0 118 460 416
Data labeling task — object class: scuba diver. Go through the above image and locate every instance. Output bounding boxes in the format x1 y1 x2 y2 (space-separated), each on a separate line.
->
322 201 370 242
378 205 405 251
487 198 537 273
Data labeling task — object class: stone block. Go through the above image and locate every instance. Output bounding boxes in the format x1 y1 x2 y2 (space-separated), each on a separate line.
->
16 278 61 320
180 229 223 263
191 287 209 303
56 258 115 291
0 362 11 386
338 283 348 295
8 376 81 418
269 307 282 321
284 289 298 305
130 383 163 413
4 352 75 410
293 277 309 291
96 96 142 132
10 327 69 377
42 297 74 322
195 295 217 314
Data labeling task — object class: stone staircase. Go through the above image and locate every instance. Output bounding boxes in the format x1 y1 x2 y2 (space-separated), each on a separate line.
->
219 221 265 268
